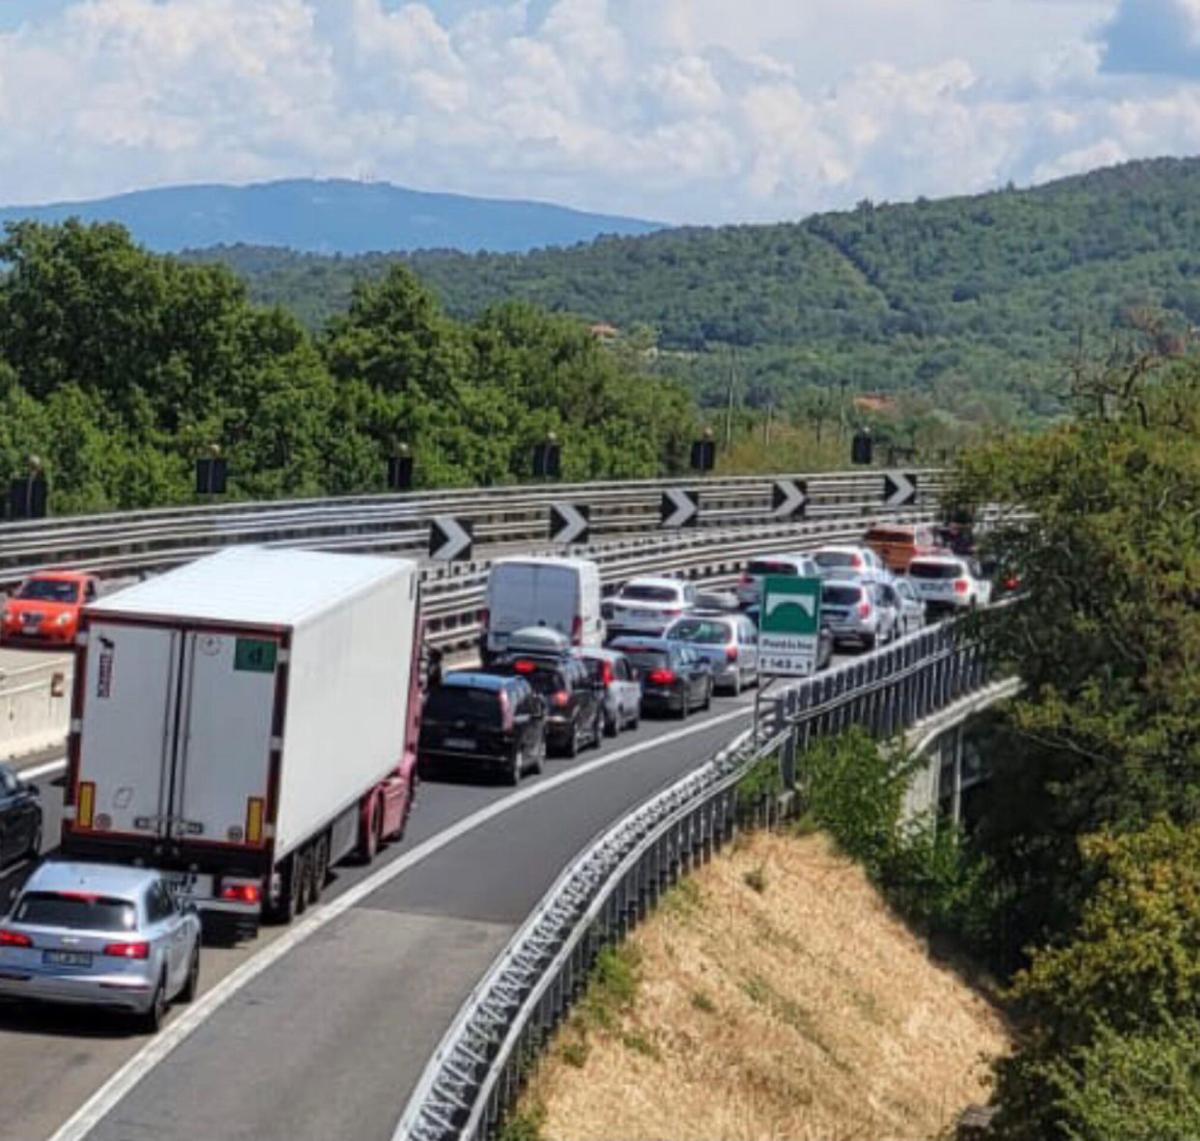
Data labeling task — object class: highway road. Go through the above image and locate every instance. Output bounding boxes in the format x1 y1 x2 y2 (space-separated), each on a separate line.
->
0 683 775 1141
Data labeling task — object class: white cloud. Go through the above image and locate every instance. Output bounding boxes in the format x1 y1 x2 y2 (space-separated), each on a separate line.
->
2 0 1200 226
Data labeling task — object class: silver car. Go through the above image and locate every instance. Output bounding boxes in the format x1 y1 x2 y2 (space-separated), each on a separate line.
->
736 554 820 609
664 613 759 695
579 648 642 736
0 861 202 1031
819 578 899 650
812 545 886 580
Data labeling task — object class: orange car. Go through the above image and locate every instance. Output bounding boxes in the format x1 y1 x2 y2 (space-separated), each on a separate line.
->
863 524 944 574
1 571 99 647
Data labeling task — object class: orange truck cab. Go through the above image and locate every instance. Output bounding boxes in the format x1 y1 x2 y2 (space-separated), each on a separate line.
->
863 524 943 574
1 570 98 647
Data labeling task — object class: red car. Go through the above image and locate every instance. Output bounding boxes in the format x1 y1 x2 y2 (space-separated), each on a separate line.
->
1 571 98 647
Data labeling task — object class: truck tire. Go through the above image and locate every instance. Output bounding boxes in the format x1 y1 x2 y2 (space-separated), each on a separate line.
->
358 797 382 864
294 848 311 916
309 834 329 906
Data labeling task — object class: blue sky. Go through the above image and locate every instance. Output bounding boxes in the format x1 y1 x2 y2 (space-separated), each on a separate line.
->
0 0 1199 223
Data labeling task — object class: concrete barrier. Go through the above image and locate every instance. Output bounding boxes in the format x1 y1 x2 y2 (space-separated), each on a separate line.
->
0 655 72 762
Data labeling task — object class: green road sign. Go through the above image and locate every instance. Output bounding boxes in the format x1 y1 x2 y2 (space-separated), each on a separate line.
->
759 576 822 677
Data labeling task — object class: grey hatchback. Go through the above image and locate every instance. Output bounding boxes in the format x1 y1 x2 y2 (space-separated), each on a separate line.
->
0 861 202 1031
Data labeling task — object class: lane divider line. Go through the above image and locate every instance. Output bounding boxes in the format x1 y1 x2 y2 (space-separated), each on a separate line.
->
47 703 752 1141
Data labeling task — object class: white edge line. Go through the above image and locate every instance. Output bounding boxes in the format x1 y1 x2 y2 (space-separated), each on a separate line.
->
47 702 752 1141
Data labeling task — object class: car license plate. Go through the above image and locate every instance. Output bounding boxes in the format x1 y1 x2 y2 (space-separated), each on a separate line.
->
164 871 202 900
44 950 92 967
444 737 476 751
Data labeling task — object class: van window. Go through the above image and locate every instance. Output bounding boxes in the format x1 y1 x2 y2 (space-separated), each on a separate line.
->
488 563 580 633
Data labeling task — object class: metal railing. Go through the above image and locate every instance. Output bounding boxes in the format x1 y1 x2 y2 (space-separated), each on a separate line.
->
0 468 945 588
396 618 998 1141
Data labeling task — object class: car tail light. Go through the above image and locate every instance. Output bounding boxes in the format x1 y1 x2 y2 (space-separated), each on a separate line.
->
1004 575 1020 591
663 608 682 619
954 579 970 595
220 882 261 904
513 659 536 674
600 660 613 686
0 929 32 948
551 690 570 708
647 668 676 685
857 601 872 618
571 615 582 645
725 645 738 662
498 689 514 732
104 941 150 960
851 554 863 568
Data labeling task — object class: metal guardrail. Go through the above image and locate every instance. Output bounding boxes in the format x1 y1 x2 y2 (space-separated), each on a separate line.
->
0 469 946 588
397 618 998 1141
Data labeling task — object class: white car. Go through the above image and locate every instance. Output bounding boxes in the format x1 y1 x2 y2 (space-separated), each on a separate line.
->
607 577 697 638
906 555 993 615
736 553 820 608
812 545 886 579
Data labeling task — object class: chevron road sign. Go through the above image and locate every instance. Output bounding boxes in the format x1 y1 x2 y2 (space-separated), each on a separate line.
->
758 575 822 677
549 503 590 545
883 471 918 508
429 515 474 561
660 489 699 529
771 478 808 520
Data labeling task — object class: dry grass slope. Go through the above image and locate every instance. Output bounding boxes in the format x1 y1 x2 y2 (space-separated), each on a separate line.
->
520 831 1010 1141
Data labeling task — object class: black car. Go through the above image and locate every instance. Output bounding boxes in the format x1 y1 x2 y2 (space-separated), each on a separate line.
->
419 672 546 785
609 638 713 718
488 655 605 757
0 763 41 866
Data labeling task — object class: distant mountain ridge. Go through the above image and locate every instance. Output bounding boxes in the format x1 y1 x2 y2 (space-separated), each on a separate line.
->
0 179 664 254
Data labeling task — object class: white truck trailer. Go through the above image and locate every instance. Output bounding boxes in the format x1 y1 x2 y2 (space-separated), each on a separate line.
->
61 546 422 937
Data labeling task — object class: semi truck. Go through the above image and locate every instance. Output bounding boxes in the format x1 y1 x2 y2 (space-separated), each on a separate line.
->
60 546 422 938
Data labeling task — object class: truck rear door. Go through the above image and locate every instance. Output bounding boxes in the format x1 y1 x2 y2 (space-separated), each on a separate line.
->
171 631 278 848
75 621 182 838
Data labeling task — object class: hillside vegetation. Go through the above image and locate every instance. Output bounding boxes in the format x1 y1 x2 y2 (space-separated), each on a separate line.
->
193 157 1200 424
515 831 1008 1141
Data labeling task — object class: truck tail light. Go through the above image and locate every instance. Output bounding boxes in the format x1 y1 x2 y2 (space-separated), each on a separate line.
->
245 797 265 845
954 579 970 595
220 882 261 905
570 615 582 645
77 782 96 829
857 601 872 618
0 929 32 948
725 645 738 662
551 691 570 708
647 668 676 685
104 941 150 960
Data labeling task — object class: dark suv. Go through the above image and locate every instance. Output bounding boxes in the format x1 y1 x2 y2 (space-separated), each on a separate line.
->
608 638 713 718
419 672 546 784
488 655 604 757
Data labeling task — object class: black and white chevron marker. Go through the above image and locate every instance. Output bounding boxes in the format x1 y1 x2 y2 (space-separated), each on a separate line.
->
549 503 590 545
771 478 808 520
883 472 918 508
661 489 699 529
429 515 474 561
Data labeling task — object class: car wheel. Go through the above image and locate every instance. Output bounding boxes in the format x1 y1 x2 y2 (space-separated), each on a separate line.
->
676 692 689 720
505 748 522 787
628 707 640 731
179 942 200 1004
141 970 168 1033
603 708 618 737
564 721 581 758
592 710 604 748
729 672 742 697
861 632 877 651
528 738 545 776
701 680 713 711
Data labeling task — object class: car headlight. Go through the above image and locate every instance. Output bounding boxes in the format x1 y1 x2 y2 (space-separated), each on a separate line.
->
55 613 72 626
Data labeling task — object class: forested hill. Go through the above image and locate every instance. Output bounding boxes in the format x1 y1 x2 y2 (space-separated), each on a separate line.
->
188 157 1200 424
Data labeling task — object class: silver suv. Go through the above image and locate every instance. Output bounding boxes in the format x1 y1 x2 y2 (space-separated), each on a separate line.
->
819 578 900 651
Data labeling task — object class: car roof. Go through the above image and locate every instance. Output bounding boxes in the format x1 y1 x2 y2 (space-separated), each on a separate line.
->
578 647 627 661
747 552 810 565
909 555 966 567
442 671 521 690
24 861 159 898
491 556 595 572
822 577 868 590
609 636 673 651
620 575 684 589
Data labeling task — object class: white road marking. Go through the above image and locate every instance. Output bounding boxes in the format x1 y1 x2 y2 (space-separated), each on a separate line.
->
47 702 753 1141
19 757 67 781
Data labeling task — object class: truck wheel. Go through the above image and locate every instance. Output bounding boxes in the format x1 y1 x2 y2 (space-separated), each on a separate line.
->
309 835 329 906
294 849 311 916
358 798 381 863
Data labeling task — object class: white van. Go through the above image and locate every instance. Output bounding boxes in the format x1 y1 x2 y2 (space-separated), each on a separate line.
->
482 557 603 660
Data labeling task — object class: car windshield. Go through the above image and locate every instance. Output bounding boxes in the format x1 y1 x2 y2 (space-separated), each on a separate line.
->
667 619 730 645
425 686 502 727
822 585 863 606
619 585 678 603
909 562 964 580
15 891 137 932
621 650 669 672
747 560 797 576
16 579 79 603
814 552 859 569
